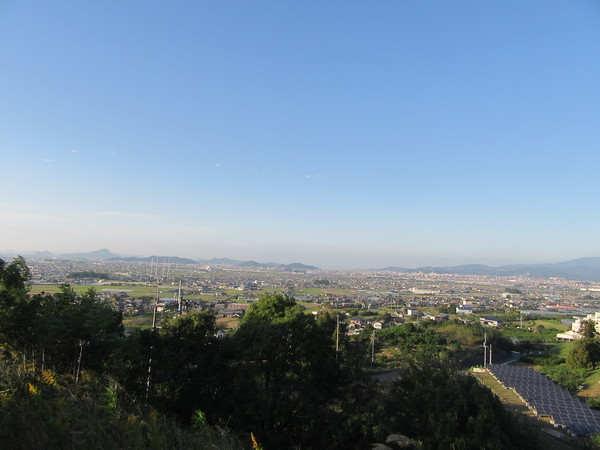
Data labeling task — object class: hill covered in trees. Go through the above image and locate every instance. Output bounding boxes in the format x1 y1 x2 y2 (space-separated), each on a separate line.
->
0 256 540 449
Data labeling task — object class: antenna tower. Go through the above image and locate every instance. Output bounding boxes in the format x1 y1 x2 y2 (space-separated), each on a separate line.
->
146 257 162 400
178 280 183 316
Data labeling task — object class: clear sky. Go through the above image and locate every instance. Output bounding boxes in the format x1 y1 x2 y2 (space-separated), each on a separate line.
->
1 1 600 269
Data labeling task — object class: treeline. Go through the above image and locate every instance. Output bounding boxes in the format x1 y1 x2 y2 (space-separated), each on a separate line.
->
0 257 539 449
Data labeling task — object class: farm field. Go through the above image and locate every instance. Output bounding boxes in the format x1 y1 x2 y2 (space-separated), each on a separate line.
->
532 319 570 331
295 287 360 296
29 283 164 297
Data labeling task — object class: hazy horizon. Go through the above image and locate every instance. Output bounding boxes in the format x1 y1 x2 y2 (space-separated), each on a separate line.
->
2 2 599 270
2 246 598 271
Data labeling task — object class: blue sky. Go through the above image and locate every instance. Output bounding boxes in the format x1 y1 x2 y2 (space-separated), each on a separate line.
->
1 1 600 269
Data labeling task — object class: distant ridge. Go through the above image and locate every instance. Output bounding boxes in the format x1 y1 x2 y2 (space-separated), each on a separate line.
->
376 257 600 282
31 250 54 258
59 249 118 260
8 249 600 281
6 249 318 272
198 258 318 272
200 258 241 266
113 255 198 265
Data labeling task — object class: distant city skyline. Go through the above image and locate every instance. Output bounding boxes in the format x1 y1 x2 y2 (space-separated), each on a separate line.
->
2 2 600 270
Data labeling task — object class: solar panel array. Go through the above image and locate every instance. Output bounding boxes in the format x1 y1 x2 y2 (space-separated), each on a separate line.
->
488 364 600 436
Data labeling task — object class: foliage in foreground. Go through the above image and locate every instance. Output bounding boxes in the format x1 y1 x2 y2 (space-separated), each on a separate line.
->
371 364 539 449
0 257 546 449
0 358 242 450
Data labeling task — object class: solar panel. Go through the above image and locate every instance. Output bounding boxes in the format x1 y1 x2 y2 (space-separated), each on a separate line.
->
487 364 600 436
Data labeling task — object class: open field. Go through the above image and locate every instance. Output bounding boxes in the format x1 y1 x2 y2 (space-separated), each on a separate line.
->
294 287 359 296
554 341 574 359
216 316 239 329
533 319 570 331
579 369 600 398
30 284 296 300
297 301 321 314
123 313 242 331
123 315 153 329
29 284 100 295
29 283 168 297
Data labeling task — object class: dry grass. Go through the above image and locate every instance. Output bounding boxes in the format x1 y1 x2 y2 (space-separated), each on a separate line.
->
472 369 579 450
472 370 533 416
216 316 239 329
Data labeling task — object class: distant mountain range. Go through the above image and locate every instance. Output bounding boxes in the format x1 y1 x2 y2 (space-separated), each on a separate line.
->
375 257 600 282
6 249 318 272
197 258 318 271
114 255 199 265
4 249 600 281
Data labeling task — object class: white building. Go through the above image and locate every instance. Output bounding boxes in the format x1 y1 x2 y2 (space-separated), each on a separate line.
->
556 312 600 341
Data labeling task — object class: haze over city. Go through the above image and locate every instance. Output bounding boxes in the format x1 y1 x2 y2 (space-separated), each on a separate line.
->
2 1 599 269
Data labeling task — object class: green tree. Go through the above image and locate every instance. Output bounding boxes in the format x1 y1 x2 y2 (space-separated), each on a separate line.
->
566 320 600 370
149 310 226 421
581 320 597 340
375 364 539 449
0 280 124 375
34 286 124 374
227 294 346 448
567 338 600 370
0 257 39 363
0 256 30 298
543 365 587 392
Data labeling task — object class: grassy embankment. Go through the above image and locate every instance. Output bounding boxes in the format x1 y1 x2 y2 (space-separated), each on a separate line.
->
472 370 578 450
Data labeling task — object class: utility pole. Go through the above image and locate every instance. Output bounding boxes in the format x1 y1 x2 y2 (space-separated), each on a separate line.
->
177 280 183 316
371 330 375 363
483 333 487 368
151 284 159 329
489 344 493 365
520 312 523 329
146 268 161 400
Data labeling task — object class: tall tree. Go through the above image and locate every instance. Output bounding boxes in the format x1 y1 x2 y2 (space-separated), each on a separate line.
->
34 286 123 374
0 256 30 299
227 294 345 448
567 338 600 370
567 320 600 370
0 257 36 355
149 310 226 421
581 319 597 340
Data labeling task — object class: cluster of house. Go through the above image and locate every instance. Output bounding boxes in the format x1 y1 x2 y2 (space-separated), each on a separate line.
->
213 301 253 318
455 304 502 327
347 315 405 335
348 316 404 335
346 311 454 335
